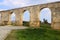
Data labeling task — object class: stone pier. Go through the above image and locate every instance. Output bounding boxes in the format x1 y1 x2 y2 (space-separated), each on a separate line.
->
0 1 60 29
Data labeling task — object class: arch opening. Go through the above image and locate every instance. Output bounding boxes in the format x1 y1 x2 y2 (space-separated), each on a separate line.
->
10 12 16 25
40 8 51 28
23 10 30 26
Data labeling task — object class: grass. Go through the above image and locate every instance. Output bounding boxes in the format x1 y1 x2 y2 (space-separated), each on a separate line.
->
5 26 60 40
40 23 51 29
5 22 60 40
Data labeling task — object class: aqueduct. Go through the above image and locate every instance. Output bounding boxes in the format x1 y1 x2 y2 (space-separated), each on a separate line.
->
0 1 60 29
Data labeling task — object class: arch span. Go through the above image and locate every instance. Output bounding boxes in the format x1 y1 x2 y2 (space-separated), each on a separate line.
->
10 12 16 25
40 8 51 28
0 1 60 29
23 10 30 26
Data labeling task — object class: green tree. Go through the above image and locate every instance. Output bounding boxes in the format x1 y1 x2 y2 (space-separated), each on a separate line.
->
43 19 48 24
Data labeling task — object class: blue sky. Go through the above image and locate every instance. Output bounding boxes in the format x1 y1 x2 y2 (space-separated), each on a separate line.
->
0 0 60 23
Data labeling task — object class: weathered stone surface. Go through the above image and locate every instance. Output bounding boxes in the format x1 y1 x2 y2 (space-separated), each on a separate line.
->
51 7 60 30
14 9 24 26
0 1 60 29
28 6 40 28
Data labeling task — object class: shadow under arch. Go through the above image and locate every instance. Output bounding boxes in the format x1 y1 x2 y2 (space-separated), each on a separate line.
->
40 8 51 28
23 10 30 26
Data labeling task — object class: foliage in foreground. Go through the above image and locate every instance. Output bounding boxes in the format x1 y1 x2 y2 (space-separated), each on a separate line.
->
5 27 60 40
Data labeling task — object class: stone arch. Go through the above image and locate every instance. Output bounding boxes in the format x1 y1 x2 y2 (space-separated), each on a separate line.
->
40 7 52 28
40 7 51 10
0 13 2 25
0 13 1 20
23 10 30 26
10 12 16 21
9 12 16 25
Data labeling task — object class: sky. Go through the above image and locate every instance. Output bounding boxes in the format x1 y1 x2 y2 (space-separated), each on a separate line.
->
0 0 60 23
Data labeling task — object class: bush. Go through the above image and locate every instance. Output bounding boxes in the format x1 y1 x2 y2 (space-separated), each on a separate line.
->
23 21 29 26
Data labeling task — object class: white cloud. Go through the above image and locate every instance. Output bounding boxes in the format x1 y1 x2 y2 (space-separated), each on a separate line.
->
0 0 60 9
0 0 30 7
46 0 60 2
0 9 5 11
0 0 60 7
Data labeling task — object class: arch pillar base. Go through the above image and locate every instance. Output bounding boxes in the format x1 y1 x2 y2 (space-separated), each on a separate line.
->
15 10 24 26
30 21 40 28
29 6 40 28
51 7 60 30
15 21 23 26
